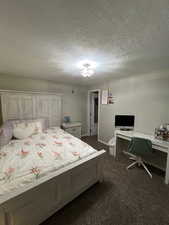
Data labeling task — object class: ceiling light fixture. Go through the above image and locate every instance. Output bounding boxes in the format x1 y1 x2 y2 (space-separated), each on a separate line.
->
78 60 96 77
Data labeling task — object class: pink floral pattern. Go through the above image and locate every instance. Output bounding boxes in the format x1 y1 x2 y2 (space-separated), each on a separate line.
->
37 152 43 158
5 167 15 179
36 143 46 148
20 149 29 158
72 151 80 157
31 167 40 178
54 141 63 146
53 151 60 158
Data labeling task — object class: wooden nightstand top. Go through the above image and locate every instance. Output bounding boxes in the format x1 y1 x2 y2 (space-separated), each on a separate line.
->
62 122 82 129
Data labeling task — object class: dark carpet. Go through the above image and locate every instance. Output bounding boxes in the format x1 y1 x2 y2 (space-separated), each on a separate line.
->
41 136 169 225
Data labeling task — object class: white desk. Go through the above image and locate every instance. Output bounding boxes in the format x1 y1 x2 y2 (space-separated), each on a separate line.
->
114 130 169 184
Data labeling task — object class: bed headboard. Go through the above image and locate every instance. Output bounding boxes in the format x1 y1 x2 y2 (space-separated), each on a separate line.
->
0 91 62 127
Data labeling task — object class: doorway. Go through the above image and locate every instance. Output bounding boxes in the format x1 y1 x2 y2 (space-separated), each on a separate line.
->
88 90 100 138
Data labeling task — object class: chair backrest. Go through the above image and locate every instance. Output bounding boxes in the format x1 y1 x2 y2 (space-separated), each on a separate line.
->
128 137 153 156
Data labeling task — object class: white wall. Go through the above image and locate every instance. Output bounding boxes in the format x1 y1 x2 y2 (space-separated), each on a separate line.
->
89 72 169 143
2 71 169 141
0 75 88 134
62 92 87 134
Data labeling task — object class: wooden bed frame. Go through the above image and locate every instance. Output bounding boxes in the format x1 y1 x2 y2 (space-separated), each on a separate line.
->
0 90 106 225
0 150 106 225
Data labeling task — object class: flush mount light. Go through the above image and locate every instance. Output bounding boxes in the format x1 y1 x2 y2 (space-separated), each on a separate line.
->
77 60 97 77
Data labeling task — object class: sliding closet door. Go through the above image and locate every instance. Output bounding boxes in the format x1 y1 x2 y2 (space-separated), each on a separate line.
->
35 95 50 121
35 95 61 127
1 92 61 126
50 96 61 126
20 95 34 119
1 94 34 121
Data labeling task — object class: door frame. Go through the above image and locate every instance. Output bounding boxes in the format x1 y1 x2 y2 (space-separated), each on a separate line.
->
87 89 101 140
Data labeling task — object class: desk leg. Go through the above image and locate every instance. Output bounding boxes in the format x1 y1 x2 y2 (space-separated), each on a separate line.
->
165 152 169 184
113 135 117 157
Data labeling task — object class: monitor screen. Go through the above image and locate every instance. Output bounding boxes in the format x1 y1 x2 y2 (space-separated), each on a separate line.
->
115 115 135 127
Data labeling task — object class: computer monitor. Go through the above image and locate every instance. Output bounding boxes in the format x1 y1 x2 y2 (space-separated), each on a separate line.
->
115 115 135 130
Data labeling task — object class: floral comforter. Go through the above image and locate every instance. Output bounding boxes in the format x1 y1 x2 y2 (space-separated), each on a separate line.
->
0 127 97 195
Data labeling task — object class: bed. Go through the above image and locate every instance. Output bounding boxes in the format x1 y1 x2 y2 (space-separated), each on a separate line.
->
0 119 106 225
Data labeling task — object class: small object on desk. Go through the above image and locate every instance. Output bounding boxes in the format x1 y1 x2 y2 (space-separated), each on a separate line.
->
120 128 134 131
62 122 82 139
155 124 169 142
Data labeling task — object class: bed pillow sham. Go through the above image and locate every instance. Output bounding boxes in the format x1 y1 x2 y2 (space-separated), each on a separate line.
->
0 118 48 148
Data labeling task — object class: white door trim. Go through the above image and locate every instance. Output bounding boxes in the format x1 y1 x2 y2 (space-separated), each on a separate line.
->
87 89 100 141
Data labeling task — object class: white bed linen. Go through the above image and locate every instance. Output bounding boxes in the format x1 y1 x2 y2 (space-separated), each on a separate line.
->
0 127 97 195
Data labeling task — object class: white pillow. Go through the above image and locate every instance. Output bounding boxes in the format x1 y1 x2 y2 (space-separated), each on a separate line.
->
32 121 43 134
13 121 42 139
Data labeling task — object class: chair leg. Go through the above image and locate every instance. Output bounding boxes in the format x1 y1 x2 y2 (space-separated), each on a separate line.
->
141 162 152 178
126 154 152 179
127 161 138 170
129 157 136 160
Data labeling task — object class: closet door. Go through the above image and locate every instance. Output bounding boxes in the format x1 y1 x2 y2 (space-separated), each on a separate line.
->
1 94 34 121
19 95 34 119
35 95 61 127
35 95 50 123
1 92 61 126
50 96 61 127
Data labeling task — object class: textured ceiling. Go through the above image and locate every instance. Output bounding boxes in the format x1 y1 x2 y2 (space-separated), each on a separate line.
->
0 0 169 86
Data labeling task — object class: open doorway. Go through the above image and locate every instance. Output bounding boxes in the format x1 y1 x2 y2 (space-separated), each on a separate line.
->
88 90 100 138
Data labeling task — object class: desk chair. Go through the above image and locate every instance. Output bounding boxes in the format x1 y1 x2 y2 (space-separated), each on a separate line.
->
124 137 153 178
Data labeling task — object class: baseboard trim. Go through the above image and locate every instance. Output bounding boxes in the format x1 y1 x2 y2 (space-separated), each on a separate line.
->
98 139 108 146
81 133 89 137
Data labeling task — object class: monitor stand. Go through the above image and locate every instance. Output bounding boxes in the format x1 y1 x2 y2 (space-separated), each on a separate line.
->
120 128 133 131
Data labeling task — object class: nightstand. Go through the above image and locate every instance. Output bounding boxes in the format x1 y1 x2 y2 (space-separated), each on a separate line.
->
62 122 82 139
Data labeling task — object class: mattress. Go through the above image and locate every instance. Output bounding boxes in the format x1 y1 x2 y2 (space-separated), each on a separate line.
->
0 127 97 195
